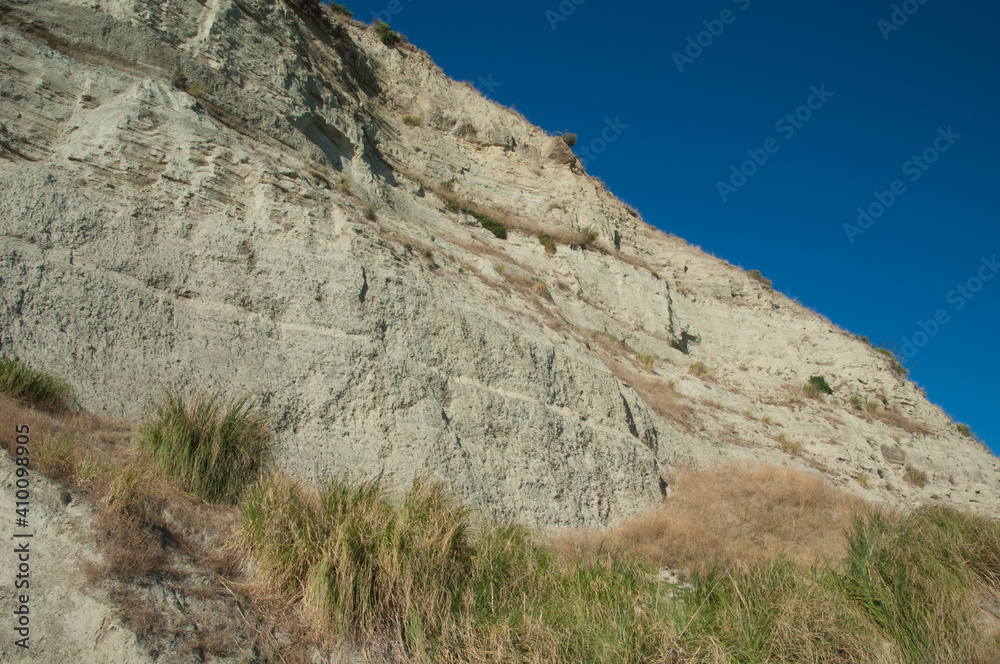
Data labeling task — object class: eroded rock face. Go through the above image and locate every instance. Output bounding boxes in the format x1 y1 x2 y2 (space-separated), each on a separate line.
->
1 0 997 526
542 136 583 171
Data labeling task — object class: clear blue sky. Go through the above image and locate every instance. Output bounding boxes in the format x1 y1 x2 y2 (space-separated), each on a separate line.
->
343 0 999 456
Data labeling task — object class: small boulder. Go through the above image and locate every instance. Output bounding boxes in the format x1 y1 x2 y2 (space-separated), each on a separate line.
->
880 443 906 466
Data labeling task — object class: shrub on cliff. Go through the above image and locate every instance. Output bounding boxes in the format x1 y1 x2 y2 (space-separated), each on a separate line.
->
747 268 772 288
803 375 834 399
328 2 351 17
538 232 557 254
372 20 400 46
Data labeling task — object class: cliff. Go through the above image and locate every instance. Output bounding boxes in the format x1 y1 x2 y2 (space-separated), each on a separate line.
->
1 0 997 527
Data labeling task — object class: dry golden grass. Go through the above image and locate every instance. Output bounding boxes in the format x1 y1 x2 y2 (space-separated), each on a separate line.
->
872 407 932 436
688 361 711 379
85 507 168 581
555 463 863 574
616 251 661 279
587 332 691 426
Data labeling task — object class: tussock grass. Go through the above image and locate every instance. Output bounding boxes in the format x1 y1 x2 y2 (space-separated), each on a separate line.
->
0 356 73 411
683 559 890 663
873 408 932 437
834 507 1000 662
241 475 683 662
538 232 557 254
135 392 272 504
803 375 834 399
241 468 1000 663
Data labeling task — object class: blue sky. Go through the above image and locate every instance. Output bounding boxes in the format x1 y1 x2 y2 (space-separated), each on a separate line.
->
344 0 999 455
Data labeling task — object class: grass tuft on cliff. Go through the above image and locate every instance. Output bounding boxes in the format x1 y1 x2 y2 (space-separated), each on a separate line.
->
136 392 272 504
0 355 73 411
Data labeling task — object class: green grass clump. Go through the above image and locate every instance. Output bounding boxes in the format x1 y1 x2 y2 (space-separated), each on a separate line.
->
538 232 557 254
0 356 73 411
803 375 834 399
402 115 422 127
956 423 973 438
682 559 886 662
778 434 804 456
372 20 401 45
850 395 864 411
576 226 599 248
136 392 272 504
560 132 577 148
833 507 1000 662
903 465 928 488
635 352 654 372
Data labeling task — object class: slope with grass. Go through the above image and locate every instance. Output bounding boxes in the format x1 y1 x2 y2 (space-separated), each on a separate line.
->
0 0 998 529
3 381 1000 663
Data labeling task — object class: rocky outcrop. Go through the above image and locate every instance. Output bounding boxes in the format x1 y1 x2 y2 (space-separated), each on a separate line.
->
542 136 584 171
1 0 997 527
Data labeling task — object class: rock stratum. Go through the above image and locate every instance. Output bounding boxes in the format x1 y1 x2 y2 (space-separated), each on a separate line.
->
1 0 997 527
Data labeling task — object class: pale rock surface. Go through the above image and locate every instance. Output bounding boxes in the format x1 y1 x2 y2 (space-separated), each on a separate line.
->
0 451 156 663
0 0 997 529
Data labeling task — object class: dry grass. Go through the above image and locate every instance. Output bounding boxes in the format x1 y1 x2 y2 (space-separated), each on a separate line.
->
873 407 932 436
423 179 608 253
587 333 690 426
1 393 242 585
557 464 864 573
499 266 551 301
688 361 710 379
0 394 132 454
85 506 168 581
904 464 929 488
616 251 661 279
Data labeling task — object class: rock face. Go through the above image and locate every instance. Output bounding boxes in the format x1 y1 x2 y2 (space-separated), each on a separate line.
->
1 0 997 527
